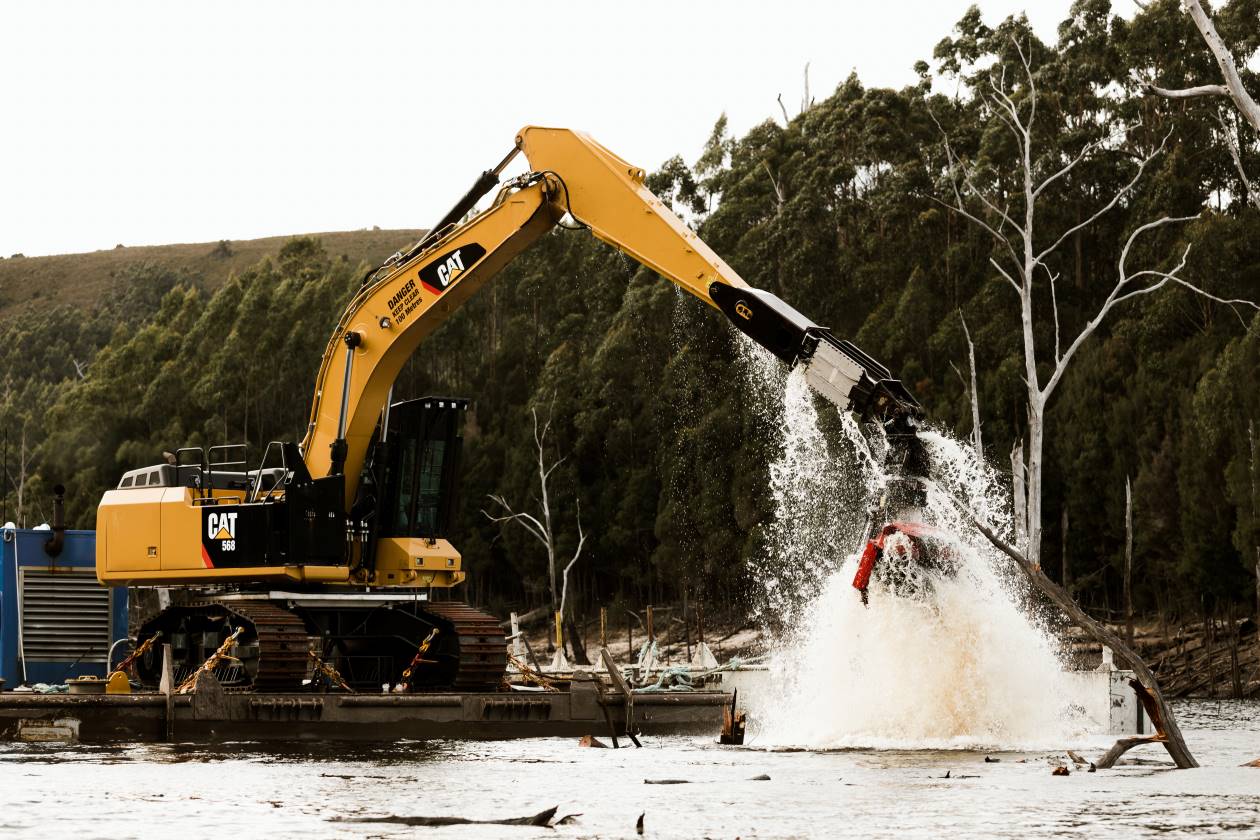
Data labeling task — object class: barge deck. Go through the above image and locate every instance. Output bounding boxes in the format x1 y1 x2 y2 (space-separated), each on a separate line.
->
0 680 731 743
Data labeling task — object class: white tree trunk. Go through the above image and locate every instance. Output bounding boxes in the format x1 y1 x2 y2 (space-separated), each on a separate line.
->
960 312 983 456
1024 402 1045 570
1011 437 1028 556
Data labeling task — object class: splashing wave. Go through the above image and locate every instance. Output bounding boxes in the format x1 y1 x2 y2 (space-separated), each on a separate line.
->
740 344 1092 749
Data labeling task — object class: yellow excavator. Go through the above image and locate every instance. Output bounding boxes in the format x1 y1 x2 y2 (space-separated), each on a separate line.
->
95 126 924 692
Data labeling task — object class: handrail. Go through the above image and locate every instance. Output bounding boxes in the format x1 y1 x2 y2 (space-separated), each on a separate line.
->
249 441 290 504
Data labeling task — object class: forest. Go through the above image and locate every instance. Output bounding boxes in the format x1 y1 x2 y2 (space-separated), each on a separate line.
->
1 0 1257 636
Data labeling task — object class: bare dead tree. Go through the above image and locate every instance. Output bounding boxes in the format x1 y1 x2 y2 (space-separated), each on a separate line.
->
761 160 786 217
776 94 791 128
801 61 814 115
949 310 983 457
1147 0 1260 207
776 62 816 128
3 423 35 528
936 39 1257 571
1155 0 1260 133
1011 439 1028 552
935 39 1257 769
483 405 586 659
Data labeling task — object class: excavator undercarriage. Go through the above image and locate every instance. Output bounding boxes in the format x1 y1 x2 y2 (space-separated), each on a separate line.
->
133 597 506 693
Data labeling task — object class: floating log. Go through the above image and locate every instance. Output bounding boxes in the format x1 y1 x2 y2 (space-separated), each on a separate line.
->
334 806 558 827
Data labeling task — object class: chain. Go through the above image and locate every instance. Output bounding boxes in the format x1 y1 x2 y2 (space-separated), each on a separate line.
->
507 653 558 692
308 649 355 693
175 626 243 694
111 631 162 678
396 628 439 691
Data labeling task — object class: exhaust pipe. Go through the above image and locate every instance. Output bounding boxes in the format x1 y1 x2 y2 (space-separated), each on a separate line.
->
44 484 65 558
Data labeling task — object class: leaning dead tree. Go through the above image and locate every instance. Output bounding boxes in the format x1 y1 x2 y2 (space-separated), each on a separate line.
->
953 506 1199 768
949 310 983 457
1147 0 1260 207
937 39 1259 769
483 404 587 663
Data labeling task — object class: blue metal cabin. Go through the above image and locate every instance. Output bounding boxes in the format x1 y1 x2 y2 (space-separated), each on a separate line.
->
0 527 128 687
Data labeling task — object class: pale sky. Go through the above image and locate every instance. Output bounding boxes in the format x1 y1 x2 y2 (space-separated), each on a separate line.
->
0 1 1140 258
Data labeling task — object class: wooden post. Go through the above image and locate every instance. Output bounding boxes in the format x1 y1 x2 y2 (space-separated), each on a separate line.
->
159 643 174 742
599 607 607 649
510 612 523 658
601 647 641 748
646 605 654 642
682 589 692 663
520 631 543 674
1229 600 1242 699
554 611 563 652
1125 476 1134 648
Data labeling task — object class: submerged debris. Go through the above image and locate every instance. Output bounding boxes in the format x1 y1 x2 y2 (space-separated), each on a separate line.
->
332 805 558 827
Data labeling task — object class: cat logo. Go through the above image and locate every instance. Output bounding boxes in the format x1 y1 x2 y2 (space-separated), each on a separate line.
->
207 511 237 541
735 301 753 320
435 251 466 287
418 243 487 295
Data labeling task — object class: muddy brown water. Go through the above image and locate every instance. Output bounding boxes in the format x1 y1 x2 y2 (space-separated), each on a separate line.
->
0 700 1256 838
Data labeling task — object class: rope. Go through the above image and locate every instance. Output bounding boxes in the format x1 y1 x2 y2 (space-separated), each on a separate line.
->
631 656 755 693
634 666 694 692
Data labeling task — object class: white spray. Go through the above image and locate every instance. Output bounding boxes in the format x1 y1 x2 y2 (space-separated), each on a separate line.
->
741 342 1091 749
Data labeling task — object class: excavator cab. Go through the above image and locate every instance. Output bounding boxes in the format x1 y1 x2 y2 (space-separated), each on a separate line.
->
375 397 467 542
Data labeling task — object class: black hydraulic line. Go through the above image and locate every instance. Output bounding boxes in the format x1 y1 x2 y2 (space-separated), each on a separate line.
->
399 145 523 265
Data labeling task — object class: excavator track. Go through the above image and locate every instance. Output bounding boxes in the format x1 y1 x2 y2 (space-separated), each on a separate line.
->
136 598 506 693
135 600 313 692
220 601 313 691
420 601 508 691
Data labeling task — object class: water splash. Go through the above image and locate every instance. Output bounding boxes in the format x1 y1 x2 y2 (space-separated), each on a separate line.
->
741 345 1091 749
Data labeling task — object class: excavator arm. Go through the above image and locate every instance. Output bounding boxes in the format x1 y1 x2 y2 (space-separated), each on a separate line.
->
300 126 922 505
96 125 923 593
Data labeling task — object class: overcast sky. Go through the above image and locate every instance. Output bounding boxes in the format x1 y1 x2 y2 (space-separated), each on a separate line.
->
0 1 1141 258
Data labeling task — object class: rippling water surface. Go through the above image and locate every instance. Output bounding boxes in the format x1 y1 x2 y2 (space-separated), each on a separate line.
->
0 700 1257 839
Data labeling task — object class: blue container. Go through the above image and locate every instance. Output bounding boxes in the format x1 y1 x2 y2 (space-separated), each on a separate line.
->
0 527 128 688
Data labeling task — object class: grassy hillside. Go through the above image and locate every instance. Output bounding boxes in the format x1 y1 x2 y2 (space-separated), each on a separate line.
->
0 228 423 319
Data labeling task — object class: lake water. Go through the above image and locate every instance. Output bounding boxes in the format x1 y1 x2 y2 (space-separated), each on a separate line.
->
0 700 1256 839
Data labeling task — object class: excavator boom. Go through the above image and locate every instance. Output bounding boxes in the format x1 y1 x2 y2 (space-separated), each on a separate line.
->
299 127 921 503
